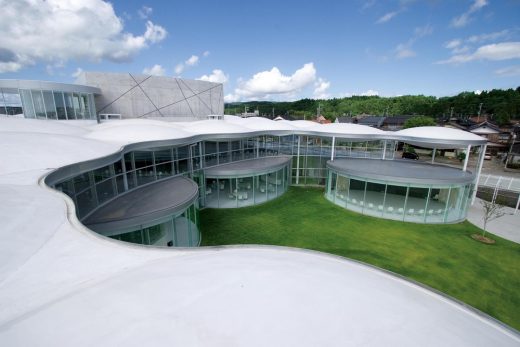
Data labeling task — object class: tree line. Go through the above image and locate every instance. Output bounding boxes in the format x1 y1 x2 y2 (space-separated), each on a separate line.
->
225 87 520 126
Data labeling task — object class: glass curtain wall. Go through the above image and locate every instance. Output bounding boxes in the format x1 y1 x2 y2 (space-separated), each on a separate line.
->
18 89 96 120
201 135 293 169
292 137 395 186
0 88 22 115
105 202 200 247
326 171 472 223
204 165 289 208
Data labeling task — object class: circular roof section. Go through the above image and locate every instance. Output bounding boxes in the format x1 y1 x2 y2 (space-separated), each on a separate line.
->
395 126 487 148
83 176 198 233
205 156 292 178
327 158 475 185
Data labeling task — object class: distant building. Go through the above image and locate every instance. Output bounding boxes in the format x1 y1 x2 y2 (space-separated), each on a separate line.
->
357 116 385 128
382 115 414 130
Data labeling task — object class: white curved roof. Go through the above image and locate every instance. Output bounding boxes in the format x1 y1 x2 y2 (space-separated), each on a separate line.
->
183 119 253 135
313 122 386 136
86 121 190 144
285 119 319 128
1 118 516 346
239 117 297 131
395 126 486 146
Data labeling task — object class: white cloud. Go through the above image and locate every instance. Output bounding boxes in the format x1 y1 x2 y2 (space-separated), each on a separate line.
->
185 55 199 66
225 63 317 101
360 89 379 96
224 94 240 103
143 20 167 44
0 0 167 73
173 54 205 75
0 62 22 73
197 69 228 84
138 5 153 19
174 63 184 75
394 24 433 59
313 78 331 99
437 42 520 64
468 30 510 44
143 64 165 76
495 65 520 77
451 0 488 28
72 67 84 78
376 11 401 24
445 39 462 49
339 90 380 98
395 44 416 59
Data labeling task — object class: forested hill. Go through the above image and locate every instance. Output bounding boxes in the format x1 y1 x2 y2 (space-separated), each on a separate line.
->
224 87 520 126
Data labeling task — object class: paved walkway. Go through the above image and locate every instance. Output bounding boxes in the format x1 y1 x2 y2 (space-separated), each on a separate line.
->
467 198 520 244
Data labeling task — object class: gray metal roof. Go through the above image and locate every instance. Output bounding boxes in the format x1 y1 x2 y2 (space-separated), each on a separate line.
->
204 156 292 178
84 176 198 233
327 158 475 185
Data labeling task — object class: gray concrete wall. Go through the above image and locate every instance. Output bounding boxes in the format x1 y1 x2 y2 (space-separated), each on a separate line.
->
76 72 223 121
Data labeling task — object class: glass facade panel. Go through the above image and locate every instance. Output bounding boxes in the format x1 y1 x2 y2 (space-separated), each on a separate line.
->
76 188 97 218
73 93 82 119
31 90 46 119
134 151 154 168
64 93 75 119
96 179 115 204
42 91 57 119
20 90 35 118
54 92 67 119
326 170 472 224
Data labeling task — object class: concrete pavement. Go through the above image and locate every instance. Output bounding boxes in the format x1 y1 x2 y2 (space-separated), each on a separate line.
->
467 198 520 244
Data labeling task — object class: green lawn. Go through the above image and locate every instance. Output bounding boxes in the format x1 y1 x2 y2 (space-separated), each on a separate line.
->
201 187 520 330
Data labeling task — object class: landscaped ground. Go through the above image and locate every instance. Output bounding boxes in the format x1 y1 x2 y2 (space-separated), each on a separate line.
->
201 187 520 330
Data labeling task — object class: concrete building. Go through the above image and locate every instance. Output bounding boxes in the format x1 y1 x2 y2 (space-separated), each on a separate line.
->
76 71 224 121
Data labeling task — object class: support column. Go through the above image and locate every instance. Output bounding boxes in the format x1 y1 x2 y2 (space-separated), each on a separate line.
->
471 144 487 205
431 148 436 164
462 145 471 171
296 136 301 185
382 140 387 160
330 136 336 161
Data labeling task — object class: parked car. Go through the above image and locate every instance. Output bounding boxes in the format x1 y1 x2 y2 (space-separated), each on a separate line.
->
484 153 492 160
402 152 419 160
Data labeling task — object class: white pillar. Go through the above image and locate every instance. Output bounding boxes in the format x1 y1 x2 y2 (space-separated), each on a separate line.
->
382 140 387 160
462 145 471 171
471 144 487 205
331 136 336 161
296 136 301 185
431 148 436 164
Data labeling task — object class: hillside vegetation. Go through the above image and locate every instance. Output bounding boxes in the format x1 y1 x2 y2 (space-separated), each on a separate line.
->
225 87 520 126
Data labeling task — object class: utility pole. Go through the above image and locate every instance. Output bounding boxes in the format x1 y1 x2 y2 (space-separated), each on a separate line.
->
317 103 321 118
477 103 483 123
450 107 454 119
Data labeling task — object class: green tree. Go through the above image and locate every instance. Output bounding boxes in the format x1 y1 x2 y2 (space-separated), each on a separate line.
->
403 116 436 129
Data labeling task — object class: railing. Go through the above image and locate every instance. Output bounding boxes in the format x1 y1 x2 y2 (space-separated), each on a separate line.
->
477 174 520 213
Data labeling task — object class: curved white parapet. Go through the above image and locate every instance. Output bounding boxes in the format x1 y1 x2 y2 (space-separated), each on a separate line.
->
1 117 517 346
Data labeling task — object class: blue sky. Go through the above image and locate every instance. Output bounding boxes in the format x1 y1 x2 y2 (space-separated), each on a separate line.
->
1 0 519 101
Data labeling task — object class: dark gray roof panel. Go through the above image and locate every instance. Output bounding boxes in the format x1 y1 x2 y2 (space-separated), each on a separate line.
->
84 176 198 231
204 156 292 178
327 158 475 185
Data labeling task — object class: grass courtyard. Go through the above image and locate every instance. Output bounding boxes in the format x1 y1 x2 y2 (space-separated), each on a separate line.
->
201 187 520 330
